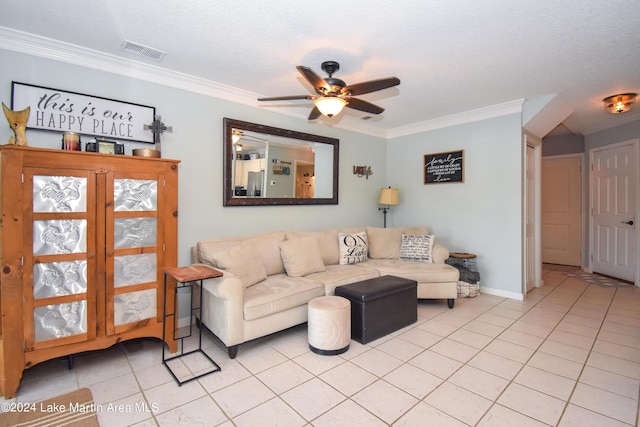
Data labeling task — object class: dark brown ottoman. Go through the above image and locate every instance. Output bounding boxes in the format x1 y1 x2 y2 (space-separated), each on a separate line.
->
334 275 417 344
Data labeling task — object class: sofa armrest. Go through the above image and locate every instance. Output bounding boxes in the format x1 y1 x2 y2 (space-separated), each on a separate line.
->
200 271 243 300
190 246 200 263
188 262 241 299
192 264 245 348
432 244 450 264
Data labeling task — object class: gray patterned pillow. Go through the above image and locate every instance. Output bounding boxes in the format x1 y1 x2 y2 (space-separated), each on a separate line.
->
400 234 435 262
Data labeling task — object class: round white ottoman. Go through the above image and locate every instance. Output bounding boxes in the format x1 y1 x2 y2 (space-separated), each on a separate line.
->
308 296 351 355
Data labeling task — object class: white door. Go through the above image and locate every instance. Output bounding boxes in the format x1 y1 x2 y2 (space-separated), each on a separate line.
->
591 140 638 282
524 136 542 293
542 156 582 266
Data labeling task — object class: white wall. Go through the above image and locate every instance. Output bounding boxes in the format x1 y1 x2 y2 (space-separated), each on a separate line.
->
386 115 525 297
0 49 389 266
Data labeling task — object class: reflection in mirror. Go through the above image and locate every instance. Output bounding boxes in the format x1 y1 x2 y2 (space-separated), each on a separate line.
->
223 118 339 206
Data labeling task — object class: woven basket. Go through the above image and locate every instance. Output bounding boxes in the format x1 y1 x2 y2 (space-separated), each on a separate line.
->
457 281 480 298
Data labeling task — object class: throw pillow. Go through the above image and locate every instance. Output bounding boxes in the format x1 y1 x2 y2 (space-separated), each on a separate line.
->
366 226 404 259
209 242 267 288
285 229 340 265
279 238 326 277
400 234 435 262
338 232 368 265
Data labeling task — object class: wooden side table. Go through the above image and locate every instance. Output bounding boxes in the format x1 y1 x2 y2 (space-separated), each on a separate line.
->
448 252 477 259
162 265 223 385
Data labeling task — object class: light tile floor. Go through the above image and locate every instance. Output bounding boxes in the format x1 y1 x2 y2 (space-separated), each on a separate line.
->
4 266 640 426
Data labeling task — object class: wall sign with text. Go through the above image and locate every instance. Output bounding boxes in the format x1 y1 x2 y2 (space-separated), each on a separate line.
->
10 82 156 143
424 150 464 184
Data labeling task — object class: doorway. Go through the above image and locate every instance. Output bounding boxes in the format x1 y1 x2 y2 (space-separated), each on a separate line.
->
294 161 315 198
541 155 583 267
589 139 639 284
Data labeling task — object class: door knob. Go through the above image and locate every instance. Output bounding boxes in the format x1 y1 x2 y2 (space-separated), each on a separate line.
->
621 220 634 225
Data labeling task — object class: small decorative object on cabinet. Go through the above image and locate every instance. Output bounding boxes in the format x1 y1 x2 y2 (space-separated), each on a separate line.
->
0 146 180 398
85 138 124 155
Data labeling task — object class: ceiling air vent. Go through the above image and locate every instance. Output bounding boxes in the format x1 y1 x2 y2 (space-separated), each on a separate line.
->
120 40 166 60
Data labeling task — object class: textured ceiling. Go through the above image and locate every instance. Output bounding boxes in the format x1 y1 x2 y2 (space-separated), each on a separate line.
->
1 0 639 136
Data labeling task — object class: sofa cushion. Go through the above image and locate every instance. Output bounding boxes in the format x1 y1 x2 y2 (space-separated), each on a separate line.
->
279 238 326 277
338 231 368 265
243 274 325 321
207 242 267 288
362 259 459 283
198 231 286 276
285 229 339 265
367 226 430 259
367 227 402 259
400 234 435 262
306 264 380 295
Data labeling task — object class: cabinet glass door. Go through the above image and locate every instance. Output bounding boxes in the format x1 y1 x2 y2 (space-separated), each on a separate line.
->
25 171 96 350
107 175 163 334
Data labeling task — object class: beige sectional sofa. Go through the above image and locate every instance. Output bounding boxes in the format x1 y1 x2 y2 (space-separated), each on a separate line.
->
191 226 459 358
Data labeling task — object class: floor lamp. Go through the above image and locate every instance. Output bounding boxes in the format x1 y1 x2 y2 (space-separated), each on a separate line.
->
378 187 399 228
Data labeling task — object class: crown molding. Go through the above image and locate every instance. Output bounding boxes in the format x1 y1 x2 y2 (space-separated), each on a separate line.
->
0 26 392 138
0 26 523 140
0 26 262 104
387 99 525 139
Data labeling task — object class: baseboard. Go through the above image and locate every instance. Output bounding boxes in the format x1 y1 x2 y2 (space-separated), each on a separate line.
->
479 286 524 301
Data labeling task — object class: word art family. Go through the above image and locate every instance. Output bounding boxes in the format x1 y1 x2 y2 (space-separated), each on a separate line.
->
425 154 462 182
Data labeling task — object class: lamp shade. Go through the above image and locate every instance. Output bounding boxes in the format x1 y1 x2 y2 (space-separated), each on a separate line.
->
378 187 399 205
314 96 347 117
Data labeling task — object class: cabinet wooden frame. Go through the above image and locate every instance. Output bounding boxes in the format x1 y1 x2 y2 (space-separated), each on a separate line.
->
0 146 179 398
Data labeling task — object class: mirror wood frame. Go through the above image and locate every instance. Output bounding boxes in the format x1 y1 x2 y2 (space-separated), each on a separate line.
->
223 118 340 206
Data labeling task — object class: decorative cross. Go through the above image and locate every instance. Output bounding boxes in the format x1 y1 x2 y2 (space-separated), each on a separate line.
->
144 115 173 145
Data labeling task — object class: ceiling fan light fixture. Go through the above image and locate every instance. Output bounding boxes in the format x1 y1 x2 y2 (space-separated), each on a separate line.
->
603 93 637 114
314 96 347 117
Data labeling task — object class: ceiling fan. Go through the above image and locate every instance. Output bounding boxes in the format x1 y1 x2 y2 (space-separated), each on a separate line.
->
258 61 400 120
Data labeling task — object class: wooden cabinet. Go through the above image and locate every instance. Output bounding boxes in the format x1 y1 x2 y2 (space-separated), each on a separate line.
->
0 146 179 398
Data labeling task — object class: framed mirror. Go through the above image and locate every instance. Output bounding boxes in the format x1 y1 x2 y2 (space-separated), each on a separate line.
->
223 118 339 206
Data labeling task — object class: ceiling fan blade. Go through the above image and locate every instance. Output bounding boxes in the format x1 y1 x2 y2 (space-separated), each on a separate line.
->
297 66 331 95
345 97 385 114
308 106 322 120
258 95 315 101
342 77 400 96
